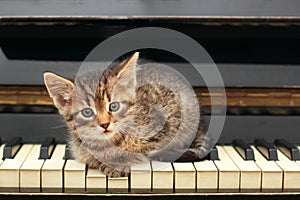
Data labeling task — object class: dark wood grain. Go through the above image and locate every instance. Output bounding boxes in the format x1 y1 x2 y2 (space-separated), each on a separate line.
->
1 86 300 107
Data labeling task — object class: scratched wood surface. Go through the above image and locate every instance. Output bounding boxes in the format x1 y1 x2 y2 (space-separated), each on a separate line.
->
1 86 300 107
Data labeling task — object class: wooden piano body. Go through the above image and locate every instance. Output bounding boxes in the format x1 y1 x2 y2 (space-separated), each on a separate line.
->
1 0 300 199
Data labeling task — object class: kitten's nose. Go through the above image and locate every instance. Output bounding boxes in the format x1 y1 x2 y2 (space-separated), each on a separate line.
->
100 122 110 130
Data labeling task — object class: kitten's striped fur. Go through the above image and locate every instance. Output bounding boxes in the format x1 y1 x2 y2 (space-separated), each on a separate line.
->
44 53 210 177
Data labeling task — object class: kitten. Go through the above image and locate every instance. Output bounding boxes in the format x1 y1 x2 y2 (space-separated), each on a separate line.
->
44 52 210 177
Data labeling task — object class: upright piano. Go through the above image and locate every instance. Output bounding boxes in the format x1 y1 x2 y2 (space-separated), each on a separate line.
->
1 0 300 199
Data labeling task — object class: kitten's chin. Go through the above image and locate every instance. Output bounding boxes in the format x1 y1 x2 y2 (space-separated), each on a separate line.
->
86 133 115 141
78 128 116 141
98 130 116 140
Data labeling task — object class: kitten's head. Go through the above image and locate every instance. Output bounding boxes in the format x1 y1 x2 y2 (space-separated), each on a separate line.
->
44 52 139 141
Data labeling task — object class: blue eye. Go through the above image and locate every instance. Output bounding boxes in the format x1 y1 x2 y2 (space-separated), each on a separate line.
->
81 108 94 118
109 102 120 112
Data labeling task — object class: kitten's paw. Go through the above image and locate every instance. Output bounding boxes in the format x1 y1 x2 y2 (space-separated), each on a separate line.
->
175 147 210 162
188 146 211 159
99 164 130 178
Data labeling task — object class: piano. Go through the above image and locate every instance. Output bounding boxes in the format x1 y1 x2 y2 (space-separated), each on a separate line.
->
1 0 300 199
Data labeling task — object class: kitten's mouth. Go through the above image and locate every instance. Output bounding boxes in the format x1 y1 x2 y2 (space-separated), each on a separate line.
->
103 130 112 134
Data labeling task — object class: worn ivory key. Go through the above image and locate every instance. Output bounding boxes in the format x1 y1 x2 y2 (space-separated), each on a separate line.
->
223 145 261 192
130 161 152 193
0 144 33 192
151 161 174 193
172 162 196 192
194 160 218 192
275 149 300 191
107 168 129 193
86 168 106 193
214 146 240 192
64 159 86 192
20 144 45 192
41 144 66 192
252 145 282 191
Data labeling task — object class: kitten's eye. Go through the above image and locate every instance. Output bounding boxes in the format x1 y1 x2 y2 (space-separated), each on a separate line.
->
81 108 94 118
109 102 120 112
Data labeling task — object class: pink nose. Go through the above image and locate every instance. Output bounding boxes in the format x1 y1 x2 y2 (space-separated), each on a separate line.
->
100 122 110 130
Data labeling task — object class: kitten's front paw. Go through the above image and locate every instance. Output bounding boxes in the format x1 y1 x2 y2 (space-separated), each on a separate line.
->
99 164 130 178
175 147 210 162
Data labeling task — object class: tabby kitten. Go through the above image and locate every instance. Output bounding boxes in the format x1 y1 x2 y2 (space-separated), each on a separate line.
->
44 52 210 177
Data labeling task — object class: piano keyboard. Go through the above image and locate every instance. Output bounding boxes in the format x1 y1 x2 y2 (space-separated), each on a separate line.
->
0 137 300 193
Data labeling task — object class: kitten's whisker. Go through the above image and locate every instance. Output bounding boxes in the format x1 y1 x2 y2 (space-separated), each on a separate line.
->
49 124 68 129
117 123 139 133
117 126 132 135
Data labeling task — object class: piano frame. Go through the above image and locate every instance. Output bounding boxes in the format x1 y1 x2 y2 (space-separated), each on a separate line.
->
2 0 300 198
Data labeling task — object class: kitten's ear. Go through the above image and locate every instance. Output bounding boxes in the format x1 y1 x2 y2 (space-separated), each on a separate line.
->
114 52 138 86
43 72 74 114
117 52 139 78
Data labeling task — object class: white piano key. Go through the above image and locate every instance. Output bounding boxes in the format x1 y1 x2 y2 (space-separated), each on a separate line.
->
20 144 45 192
194 160 218 192
213 146 240 192
86 168 106 193
107 176 129 193
41 144 66 192
130 161 152 193
223 146 261 191
0 144 33 192
64 159 86 192
275 149 300 191
0 144 5 166
152 161 174 193
172 162 196 192
251 145 283 191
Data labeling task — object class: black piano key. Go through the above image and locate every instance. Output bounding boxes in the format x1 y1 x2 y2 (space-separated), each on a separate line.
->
39 137 56 159
209 146 219 160
275 139 300 161
233 139 255 160
254 138 278 161
63 145 73 160
3 137 22 159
